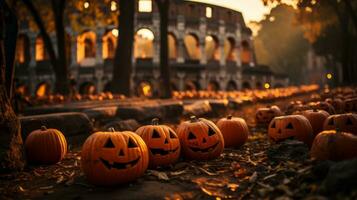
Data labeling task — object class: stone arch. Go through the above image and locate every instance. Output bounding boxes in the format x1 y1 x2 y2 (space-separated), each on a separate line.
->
103 30 117 59
35 81 51 97
184 33 200 60
77 31 96 64
226 80 237 91
168 32 177 59
225 37 236 61
185 80 200 91
242 81 251 90
35 35 48 61
207 80 220 91
134 28 154 59
241 40 251 64
79 81 97 95
205 35 219 61
16 34 30 64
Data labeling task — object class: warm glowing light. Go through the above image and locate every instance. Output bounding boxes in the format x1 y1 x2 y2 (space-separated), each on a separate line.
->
112 29 119 37
269 16 275 22
206 7 212 18
138 0 152 12
137 28 154 40
264 83 270 89
326 73 333 80
83 1 90 9
110 1 117 11
36 83 48 97
35 36 45 61
139 82 152 97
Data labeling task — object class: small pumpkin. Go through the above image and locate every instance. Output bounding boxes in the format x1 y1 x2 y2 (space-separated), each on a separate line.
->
344 98 357 112
216 115 249 147
299 109 330 137
323 113 357 135
25 126 67 164
268 115 314 146
255 105 283 125
177 116 224 160
308 101 335 114
311 130 357 161
136 118 180 168
325 98 345 113
81 128 149 185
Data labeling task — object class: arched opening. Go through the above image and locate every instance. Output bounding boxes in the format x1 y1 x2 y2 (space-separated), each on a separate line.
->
168 33 177 59
103 30 117 59
207 81 220 91
79 82 97 95
16 34 30 64
242 81 251 90
77 31 96 64
184 34 200 60
241 40 251 64
185 81 200 91
256 81 262 89
225 37 236 61
35 35 48 61
205 35 219 61
226 80 237 91
35 82 51 97
137 81 153 97
134 28 154 59
103 81 112 92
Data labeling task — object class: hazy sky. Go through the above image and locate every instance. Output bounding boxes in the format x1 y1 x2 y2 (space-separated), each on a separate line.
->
188 0 294 23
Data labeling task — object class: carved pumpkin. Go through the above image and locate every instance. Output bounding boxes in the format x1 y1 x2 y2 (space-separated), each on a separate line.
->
255 105 283 125
25 126 67 164
286 101 310 114
325 98 345 113
311 130 357 161
216 115 249 147
177 116 224 160
299 109 330 137
308 101 335 114
136 118 180 168
268 115 314 146
344 98 357 112
323 113 357 135
81 128 149 185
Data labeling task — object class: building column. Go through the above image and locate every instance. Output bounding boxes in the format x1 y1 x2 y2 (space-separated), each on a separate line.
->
70 32 78 80
235 27 242 68
219 20 226 67
199 17 207 65
177 72 186 91
153 13 160 65
96 29 104 65
28 33 37 94
177 15 185 64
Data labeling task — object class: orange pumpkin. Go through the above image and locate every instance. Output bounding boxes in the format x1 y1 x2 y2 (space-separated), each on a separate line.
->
299 109 330 137
177 116 224 160
323 113 357 135
268 115 314 146
309 101 335 114
255 105 283 125
25 126 67 164
81 128 149 185
136 118 180 168
216 115 249 147
325 98 345 113
311 130 357 161
344 98 357 112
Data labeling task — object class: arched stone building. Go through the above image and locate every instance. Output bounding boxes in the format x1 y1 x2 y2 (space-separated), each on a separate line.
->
14 0 289 96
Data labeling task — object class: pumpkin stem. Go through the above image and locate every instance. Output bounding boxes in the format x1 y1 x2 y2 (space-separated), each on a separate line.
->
227 115 233 120
108 127 116 132
190 116 198 122
41 126 47 131
152 118 160 125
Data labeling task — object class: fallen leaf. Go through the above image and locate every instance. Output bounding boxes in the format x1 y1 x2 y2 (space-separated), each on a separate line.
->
170 170 187 176
147 170 169 181
249 172 258 183
39 186 54 190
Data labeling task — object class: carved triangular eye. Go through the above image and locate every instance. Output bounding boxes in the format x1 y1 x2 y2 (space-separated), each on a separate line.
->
128 137 138 148
208 126 216 136
104 138 115 148
118 149 125 156
346 118 353 125
270 122 276 128
188 132 196 140
169 130 177 138
328 118 334 126
152 130 161 138
285 122 293 129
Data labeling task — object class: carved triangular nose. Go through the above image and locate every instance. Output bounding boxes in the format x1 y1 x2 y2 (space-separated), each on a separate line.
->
164 138 169 144
202 138 207 143
278 129 282 134
118 149 125 156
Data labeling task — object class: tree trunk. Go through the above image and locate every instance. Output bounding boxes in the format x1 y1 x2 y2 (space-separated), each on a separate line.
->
111 0 135 96
0 3 25 173
342 0 357 32
156 0 172 98
22 0 69 95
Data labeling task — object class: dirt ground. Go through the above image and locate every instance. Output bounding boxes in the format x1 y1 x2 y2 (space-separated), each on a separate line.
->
1 96 356 200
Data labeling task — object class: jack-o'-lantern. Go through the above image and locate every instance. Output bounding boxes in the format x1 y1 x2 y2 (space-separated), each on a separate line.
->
136 118 180 168
177 116 224 160
268 115 314 146
344 98 357 112
25 126 67 164
311 130 357 161
323 113 357 135
299 109 330 137
255 105 283 125
309 101 335 114
81 128 149 185
216 115 249 147
325 98 345 113
286 101 310 114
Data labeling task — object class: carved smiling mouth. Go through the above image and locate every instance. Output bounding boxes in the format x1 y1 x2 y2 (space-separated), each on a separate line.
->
150 147 179 156
99 157 140 170
189 142 219 153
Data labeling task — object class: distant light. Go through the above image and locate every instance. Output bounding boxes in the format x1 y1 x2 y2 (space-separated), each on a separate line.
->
264 83 270 89
137 28 154 40
138 0 152 13
269 16 275 22
205 35 213 42
84 1 90 9
206 7 212 18
112 29 119 37
110 1 117 11
326 73 333 80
